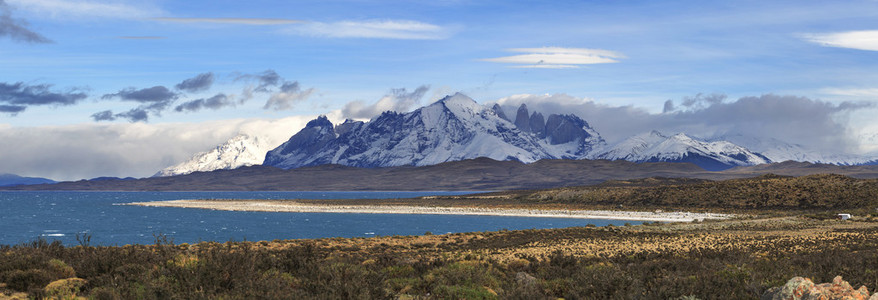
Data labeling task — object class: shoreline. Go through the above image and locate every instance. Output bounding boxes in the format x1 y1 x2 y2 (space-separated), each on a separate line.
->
127 200 734 222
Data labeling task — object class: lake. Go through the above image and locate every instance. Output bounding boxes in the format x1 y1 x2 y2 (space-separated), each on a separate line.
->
0 191 641 246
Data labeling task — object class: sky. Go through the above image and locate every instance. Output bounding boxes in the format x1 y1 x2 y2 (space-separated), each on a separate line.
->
2 0 878 180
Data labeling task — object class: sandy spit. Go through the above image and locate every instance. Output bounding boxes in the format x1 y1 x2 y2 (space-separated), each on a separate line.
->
127 200 734 222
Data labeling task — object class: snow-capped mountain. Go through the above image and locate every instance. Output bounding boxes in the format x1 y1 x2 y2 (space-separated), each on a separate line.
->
263 93 606 169
593 131 771 171
156 134 276 176
716 134 877 165
157 92 877 175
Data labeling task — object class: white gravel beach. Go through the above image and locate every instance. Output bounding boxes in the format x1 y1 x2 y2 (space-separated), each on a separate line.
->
128 200 734 222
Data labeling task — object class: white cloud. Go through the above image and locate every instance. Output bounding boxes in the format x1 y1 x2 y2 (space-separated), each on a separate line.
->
819 87 878 98
262 81 316 111
288 19 453 40
152 18 304 25
803 30 878 51
341 85 430 119
483 47 625 68
0 116 317 181
6 0 159 19
263 88 315 110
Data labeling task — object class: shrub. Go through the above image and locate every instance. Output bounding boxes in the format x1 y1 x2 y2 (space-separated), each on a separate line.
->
44 277 87 299
1 269 55 292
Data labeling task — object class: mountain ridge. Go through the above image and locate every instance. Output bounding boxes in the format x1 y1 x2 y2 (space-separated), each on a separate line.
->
8 157 878 191
263 93 606 169
594 131 771 171
152 93 878 176
0 173 56 187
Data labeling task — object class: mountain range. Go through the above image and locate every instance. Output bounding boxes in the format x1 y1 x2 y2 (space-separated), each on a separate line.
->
0 174 56 187
158 93 877 176
264 93 604 169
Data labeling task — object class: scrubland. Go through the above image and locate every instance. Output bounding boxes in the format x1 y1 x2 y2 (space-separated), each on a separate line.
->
3 173 878 299
3 217 877 299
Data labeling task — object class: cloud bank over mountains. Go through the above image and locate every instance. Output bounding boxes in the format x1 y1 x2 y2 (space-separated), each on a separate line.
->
495 93 874 155
1 89 875 181
0 115 322 181
341 85 430 119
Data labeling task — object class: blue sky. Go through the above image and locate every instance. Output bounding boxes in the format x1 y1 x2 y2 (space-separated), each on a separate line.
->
2 0 878 180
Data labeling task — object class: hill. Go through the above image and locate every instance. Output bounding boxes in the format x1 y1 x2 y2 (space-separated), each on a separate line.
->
0 174 55 187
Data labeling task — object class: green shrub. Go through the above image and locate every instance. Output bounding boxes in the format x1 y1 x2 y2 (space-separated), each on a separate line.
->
433 284 498 300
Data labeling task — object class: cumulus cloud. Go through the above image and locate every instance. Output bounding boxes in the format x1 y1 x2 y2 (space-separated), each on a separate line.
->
90 108 151 122
483 47 624 69
175 72 214 93
0 104 25 113
0 115 319 181
263 82 315 110
495 93 874 154
662 99 674 113
0 0 51 43
114 108 149 122
803 30 878 51
237 70 282 93
288 19 453 40
90 110 114 121
92 71 314 121
6 0 159 19
175 93 233 112
0 82 87 114
152 17 304 25
341 85 430 119
236 70 315 109
99 86 179 122
102 86 178 103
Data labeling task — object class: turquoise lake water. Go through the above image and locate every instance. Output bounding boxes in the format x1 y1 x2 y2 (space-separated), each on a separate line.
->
0 191 640 246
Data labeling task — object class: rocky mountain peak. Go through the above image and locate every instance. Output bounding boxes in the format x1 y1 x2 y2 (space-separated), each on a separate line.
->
513 104 529 131
306 115 333 129
262 116 337 168
492 103 509 121
544 114 594 145
529 112 546 137
335 119 364 136
433 93 484 118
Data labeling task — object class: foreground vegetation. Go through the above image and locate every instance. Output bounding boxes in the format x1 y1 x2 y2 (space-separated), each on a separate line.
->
4 173 878 299
2 217 878 299
515 173 878 211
